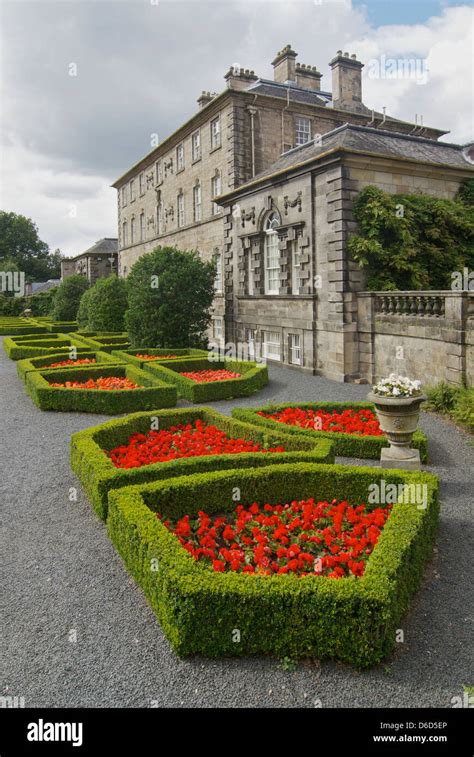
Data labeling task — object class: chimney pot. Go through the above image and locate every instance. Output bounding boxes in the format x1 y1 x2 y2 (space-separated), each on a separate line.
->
272 44 298 83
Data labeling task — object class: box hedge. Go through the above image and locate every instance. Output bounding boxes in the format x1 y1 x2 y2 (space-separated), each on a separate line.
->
4 334 86 360
111 347 209 369
232 402 428 462
106 462 439 666
144 357 269 402
75 333 131 353
25 363 177 414
0 319 48 336
16 350 124 382
70 406 334 521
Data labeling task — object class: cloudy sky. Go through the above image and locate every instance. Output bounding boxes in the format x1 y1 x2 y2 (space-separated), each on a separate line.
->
1 0 472 258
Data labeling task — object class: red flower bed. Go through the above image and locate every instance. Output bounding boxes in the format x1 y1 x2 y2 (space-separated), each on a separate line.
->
49 377 140 390
258 407 383 436
135 354 178 360
179 369 241 383
160 497 391 578
47 358 97 368
107 419 285 469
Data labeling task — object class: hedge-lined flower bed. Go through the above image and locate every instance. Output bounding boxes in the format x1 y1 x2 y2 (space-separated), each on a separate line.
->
232 402 428 461
106 462 439 665
75 333 131 353
71 407 334 520
0 318 48 336
144 357 268 402
110 347 208 369
3 334 87 360
16 350 122 382
25 363 177 414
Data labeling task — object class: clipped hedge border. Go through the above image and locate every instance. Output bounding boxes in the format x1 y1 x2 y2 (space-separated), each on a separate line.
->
71 406 334 521
232 402 428 462
111 347 209 369
144 357 269 402
107 462 439 666
16 350 125 382
76 334 131 353
25 363 177 414
0 323 48 336
3 334 87 360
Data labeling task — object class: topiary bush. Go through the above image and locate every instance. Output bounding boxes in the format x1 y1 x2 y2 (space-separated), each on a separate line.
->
84 275 128 332
76 286 94 329
125 246 215 348
52 274 89 321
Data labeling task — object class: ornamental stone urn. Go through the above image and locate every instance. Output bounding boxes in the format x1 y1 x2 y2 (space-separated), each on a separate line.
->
367 391 427 470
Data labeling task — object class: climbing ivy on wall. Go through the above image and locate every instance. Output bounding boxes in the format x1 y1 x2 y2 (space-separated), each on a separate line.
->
348 180 474 290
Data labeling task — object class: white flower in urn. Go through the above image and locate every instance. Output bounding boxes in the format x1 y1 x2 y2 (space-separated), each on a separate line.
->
373 373 423 398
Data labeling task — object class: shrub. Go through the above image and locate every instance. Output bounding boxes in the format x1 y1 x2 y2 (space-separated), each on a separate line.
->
84 275 128 332
110 348 208 368
451 388 474 431
0 294 25 315
16 350 122 382
144 357 269 402
3 334 83 360
70 407 334 520
425 382 474 432
77 287 94 329
52 275 89 321
106 463 439 665
125 246 215 348
25 363 177 414
348 185 474 290
232 402 428 461
425 382 458 413
28 288 58 316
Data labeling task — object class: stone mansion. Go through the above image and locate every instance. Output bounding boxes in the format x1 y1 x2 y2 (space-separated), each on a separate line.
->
113 46 474 385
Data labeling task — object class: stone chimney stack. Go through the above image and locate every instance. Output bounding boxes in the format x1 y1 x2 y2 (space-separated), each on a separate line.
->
295 63 322 91
272 45 297 84
224 66 258 91
197 91 216 109
330 51 364 111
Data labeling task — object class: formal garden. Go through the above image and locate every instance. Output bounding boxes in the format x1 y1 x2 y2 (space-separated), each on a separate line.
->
2 243 473 696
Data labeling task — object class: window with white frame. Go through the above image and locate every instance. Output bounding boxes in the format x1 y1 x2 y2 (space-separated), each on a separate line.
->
213 250 223 293
292 245 301 294
191 130 201 161
122 221 128 247
211 172 222 214
139 172 145 195
129 179 135 202
263 331 281 361
289 334 302 365
130 217 136 244
295 117 311 146
121 187 127 207
177 193 185 227
176 143 184 171
210 117 221 149
139 212 145 241
264 213 280 294
156 160 163 184
193 183 202 221
213 317 223 340
245 328 256 359
157 201 164 234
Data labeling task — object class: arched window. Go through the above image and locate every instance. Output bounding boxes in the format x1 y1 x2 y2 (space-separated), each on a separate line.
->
264 213 280 295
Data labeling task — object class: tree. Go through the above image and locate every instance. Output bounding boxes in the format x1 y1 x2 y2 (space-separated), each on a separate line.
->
84 275 128 331
52 275 89 321
126 246 216 348
28 287 58 316
76 286 94 330
0 211 61 281
348 185 474 290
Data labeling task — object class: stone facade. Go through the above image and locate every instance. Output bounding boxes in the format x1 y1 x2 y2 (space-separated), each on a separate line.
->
60 238 118 285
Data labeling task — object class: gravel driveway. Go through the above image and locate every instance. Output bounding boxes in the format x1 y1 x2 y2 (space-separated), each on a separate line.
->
1 342 472 708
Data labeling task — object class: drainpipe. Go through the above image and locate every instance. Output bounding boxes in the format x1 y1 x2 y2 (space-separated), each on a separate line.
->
281 85 290 152
247 97 258 178
379 106 387 127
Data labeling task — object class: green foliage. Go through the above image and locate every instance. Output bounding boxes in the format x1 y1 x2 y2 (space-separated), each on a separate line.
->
0 211 61 280
0 293 25 315
28 288 58 316
82 275 128 331
348 185 474 290
25 363 177 414
232 402 428 462
145 358 269 402
3 334 80 360
52 275 89 321
111 348 208 368
16 350 119 382
70 407 334 520
106 463 439 665
125 246 216 348
425 382 474 432
457 178 474 207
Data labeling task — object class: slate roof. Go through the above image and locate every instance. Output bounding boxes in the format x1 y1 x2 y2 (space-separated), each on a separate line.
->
30 280 60 294
220 124 474 197
80 238 118 257
247 79 332 107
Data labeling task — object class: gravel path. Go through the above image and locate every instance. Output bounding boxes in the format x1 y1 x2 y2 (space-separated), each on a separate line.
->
1 343 473 708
